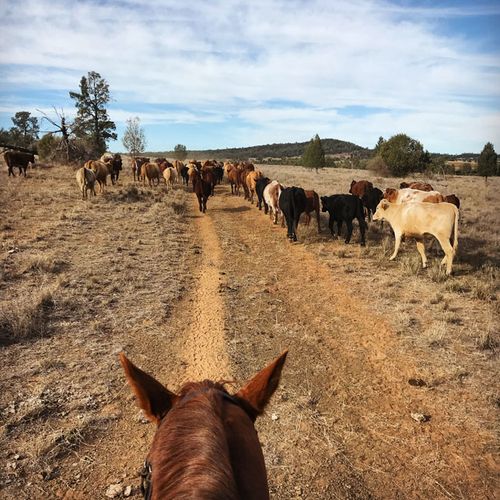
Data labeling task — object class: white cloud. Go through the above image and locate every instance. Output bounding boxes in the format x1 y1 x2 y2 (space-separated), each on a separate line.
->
0 0 499 152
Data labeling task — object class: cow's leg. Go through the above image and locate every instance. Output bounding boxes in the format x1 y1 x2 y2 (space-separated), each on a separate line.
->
304 212 311 226
263 201 269 214
316 209 321 233
22 166 27 177
345 220 353 244
389 231 402 260
328 215 335 237
358 216 366 246
337 220 343 239
435 235 454 275
415 240 427 268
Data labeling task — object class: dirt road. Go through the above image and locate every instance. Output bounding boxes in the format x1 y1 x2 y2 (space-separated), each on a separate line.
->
1 170 496 499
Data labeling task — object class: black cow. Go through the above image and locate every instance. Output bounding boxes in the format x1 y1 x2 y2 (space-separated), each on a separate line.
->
256 177 271 212
279 186 307 241
361 187 383 221
108 153 123 185
213 165 224 185
180 165 189 185
320 194 367 246
4 151 35 177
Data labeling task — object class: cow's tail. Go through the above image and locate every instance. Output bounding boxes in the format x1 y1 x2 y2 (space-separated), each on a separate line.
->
291 187 298 232
452 206 459 251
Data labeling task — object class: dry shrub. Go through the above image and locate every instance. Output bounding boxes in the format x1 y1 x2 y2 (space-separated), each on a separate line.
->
366 155 390 177
428 261 448 283
400 254 421 275
115 185 145 202
0 286 56 345
424 321 448 348
21 254 65 274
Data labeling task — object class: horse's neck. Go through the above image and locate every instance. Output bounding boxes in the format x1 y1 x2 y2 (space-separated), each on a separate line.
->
150 390 239 499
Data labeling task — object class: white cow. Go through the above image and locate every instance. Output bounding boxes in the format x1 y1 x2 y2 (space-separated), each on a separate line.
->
373 200 459 275
263 180 284 225
384 188 445 204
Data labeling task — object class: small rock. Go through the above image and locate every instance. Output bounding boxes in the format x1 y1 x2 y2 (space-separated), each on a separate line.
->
105 483 123 498
123 485 132 497
408 378 427 387
271 413 279 421
410 412 431 423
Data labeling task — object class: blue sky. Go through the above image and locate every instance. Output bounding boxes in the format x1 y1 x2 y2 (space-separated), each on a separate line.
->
0 0 499 154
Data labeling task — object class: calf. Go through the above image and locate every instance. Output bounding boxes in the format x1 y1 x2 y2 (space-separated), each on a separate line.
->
75 167 96 199
133 157 150 182
279 187 307 241
246 170 263 204
320 195 366 246
303 190 321 233
86 160 109 193
373 199 459 275
163 166 178 190
180 165 189 185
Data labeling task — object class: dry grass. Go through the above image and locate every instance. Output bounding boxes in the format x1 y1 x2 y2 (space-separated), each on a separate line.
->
0 284 57 345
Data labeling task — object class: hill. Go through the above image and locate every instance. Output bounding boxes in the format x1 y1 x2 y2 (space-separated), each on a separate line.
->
146 138 370 160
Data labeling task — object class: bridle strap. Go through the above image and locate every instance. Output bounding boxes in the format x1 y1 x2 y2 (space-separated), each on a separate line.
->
140 460 152 500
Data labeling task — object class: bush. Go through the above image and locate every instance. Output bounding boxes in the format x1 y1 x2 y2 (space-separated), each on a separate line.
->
379 133 429 176
367 155 390 176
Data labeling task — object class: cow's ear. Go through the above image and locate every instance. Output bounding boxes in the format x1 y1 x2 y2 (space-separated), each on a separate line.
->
381 199 390 209
119 353 176 425
236 351 288 415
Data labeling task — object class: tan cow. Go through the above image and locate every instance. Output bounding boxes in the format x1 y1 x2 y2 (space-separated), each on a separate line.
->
141 162 161 187
263 180 284 225
373 200 459 275
384 188 445 204
163 166 178 190
85 160 109 193
246 170 263 204
75 167 96 199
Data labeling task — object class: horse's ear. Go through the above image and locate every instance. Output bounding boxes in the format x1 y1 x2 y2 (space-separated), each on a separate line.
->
236 351 288 415
119 353 176 425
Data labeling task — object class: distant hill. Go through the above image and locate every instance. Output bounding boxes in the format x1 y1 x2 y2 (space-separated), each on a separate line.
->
147 138 370 160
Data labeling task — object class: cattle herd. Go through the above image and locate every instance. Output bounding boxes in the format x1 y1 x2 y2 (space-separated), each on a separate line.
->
2 150 462 275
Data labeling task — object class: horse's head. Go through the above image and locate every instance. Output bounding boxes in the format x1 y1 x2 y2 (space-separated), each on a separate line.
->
120 351 288 499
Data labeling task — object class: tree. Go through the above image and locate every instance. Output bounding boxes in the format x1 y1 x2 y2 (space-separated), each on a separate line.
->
374 136 385 155
477 142 498 182
302 134 325 173
173 144 188 161
122 117 146 157
69 71 117 157
38 107 75 163
378 133 429 176
10 111 39 148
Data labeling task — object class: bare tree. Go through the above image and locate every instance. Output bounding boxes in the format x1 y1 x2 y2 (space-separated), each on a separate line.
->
122 117 146 157
38 107 75 162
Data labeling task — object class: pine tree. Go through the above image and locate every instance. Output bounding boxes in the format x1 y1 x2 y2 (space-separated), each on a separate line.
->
477 142 498 182
302 134 325 173
10 111 39 148
69 71 117 157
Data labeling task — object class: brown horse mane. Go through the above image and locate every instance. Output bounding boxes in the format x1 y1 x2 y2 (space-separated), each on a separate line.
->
149 380 240 499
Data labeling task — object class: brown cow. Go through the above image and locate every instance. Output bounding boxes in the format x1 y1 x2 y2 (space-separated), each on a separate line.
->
444 194 460 209
142 162 161 187
349 180 373 198
303 190 321 232
193 170 211 212
400 181 434 191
